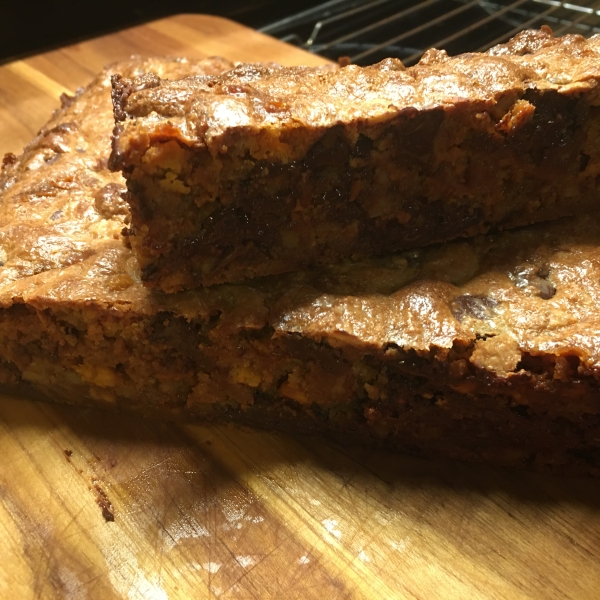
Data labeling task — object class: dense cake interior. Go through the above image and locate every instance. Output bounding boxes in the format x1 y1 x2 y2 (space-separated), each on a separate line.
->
111 28 600 290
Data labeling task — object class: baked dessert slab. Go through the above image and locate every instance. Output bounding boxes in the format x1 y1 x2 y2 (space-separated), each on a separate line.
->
2 56 600 476
110 27 600 291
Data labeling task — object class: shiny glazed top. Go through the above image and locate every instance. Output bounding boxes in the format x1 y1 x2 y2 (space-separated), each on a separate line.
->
112 28 600 163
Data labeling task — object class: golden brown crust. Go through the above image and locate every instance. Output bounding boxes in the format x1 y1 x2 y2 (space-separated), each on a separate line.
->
113 29 600 157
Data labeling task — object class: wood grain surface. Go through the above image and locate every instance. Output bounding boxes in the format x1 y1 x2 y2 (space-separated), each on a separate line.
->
1 14 600 600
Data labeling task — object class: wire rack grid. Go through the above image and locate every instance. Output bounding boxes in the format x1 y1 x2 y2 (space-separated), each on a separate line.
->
260 0 600 65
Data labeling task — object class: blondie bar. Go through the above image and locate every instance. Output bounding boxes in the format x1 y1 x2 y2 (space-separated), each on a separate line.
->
111 27 600 290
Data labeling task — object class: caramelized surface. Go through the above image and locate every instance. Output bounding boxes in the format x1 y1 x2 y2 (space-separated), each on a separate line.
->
114 29 600 158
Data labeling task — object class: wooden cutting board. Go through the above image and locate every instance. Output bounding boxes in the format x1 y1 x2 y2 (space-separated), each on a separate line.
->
1 14 599 600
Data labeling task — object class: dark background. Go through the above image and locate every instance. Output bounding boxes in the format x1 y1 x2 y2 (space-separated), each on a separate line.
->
4 2 574 70
2 1 322 64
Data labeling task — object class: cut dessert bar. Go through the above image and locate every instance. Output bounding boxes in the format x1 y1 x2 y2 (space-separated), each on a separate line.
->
2 56 600 475
111 27 600 291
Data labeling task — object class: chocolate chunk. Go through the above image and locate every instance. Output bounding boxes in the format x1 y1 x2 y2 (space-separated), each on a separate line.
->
2 153 17 168
511 264 556 299
390 108 444 160
580 152 591 172
60 92 76 108
511 405 531 418
94 183 129 218
537 278 556 300
451 295 497 322
304 127 349 170
354 134 373 158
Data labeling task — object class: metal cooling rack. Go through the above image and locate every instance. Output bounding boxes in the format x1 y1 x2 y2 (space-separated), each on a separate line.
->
260 0 600 65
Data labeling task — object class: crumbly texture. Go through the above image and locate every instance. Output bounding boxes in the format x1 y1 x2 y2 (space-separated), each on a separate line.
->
111 27 600 291
2 55 600 476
